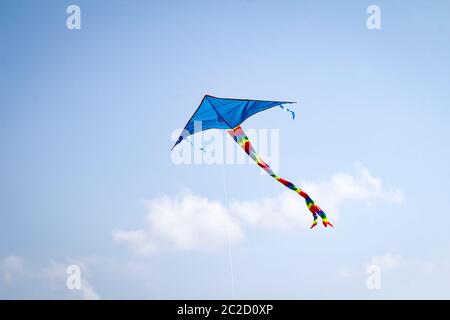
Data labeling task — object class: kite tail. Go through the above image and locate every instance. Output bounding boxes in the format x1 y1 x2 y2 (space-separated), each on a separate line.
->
227 126 333 229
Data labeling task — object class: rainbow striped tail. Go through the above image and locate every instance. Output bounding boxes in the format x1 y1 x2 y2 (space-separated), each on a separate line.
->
228 125 333 229
300 191 333 228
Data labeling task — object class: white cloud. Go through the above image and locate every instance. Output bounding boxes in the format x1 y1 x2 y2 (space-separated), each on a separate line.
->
366 254 403 271
364 254 436 274
114 162 404 254
113 193 244 255
1 256 100 300
230 191 311 230
232 162 404 229
79 280 100 300
338 266 353 278
2 255 24 283
41 260 100 300
302 162 404 216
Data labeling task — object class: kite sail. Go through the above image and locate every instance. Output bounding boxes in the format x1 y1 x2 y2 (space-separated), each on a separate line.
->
172 95 333 228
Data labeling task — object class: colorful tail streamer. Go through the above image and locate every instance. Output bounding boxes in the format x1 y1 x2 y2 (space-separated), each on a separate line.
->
228 126 333 228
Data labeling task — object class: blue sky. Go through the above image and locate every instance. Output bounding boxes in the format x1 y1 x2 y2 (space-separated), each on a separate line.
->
1 0 450 299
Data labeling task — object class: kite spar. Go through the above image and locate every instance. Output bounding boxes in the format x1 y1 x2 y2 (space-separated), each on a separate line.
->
171 95 333 228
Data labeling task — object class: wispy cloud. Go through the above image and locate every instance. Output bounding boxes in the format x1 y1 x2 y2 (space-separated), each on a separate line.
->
1 255 24 284
114 162 404 255
337 266 353 278
365 254 403 271
232 162 404 229
41 260 100 300
303 162 405 215
0 255 100 300
364 254 435 274
113 193 244 255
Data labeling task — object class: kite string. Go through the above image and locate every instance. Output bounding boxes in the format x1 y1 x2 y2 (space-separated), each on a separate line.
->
187 137 206 153
221 163 236 299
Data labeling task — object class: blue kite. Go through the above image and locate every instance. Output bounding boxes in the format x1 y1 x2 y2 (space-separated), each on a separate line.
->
171 95 333 228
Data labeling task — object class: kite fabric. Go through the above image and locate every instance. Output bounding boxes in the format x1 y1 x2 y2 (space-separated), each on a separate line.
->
171 95 294 151
172 95 333 229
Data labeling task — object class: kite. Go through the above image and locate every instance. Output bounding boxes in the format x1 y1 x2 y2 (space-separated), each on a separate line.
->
171 95 333 229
